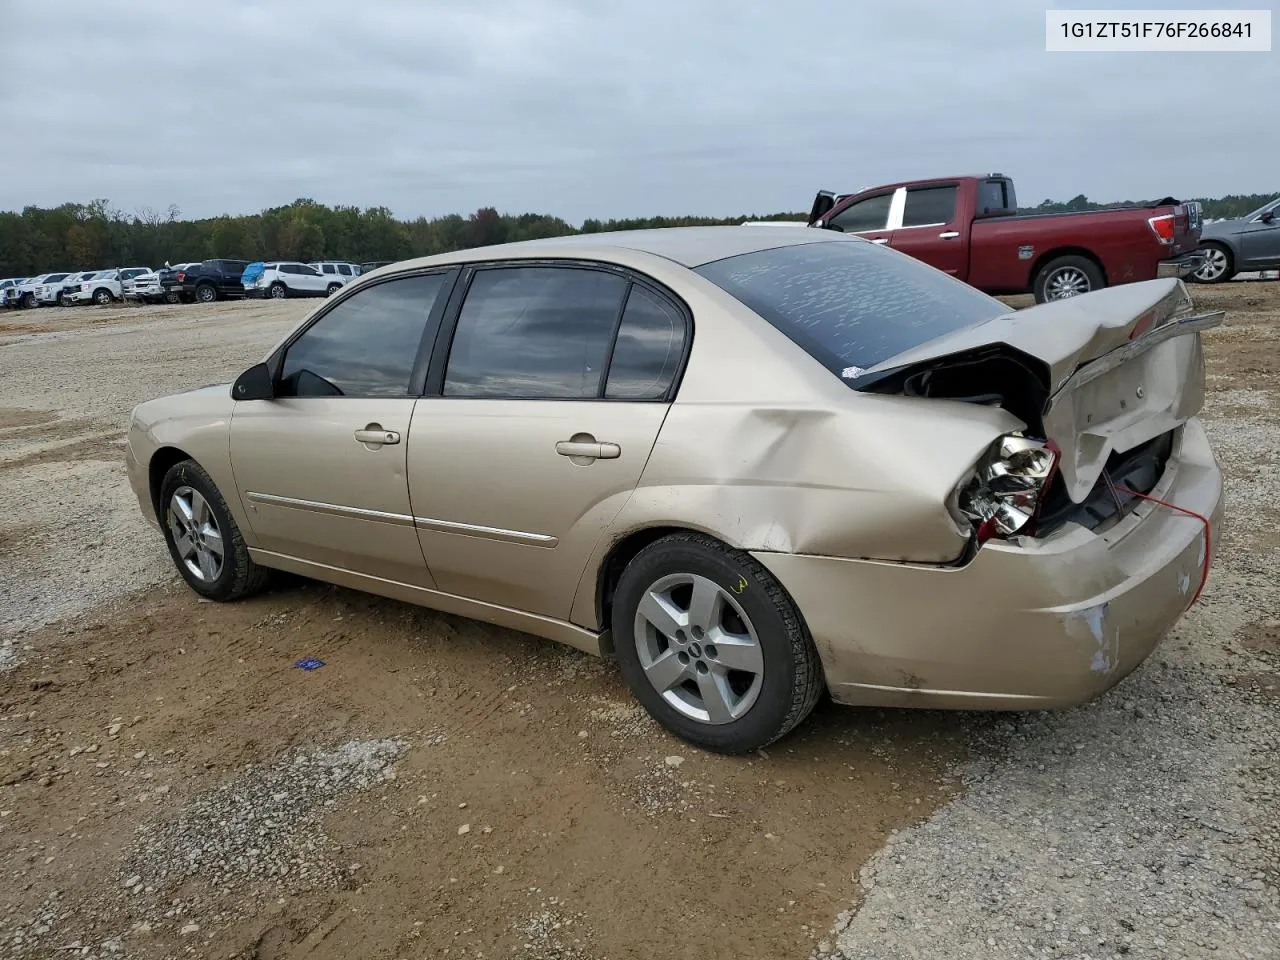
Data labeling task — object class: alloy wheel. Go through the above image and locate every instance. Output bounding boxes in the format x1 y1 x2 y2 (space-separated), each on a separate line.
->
167 485 225 582
633 573 764 725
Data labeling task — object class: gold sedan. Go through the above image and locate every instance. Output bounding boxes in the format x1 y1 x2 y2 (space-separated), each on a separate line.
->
125 227 1224 753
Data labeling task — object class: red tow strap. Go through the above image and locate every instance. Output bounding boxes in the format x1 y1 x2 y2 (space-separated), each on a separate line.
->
1106 475 1213 607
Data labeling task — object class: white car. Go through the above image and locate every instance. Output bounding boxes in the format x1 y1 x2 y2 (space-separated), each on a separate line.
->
244 262 333 299
9 273 71 309
308 261 362 293
45 271 98 306
69 267 151 305
1 277 30 308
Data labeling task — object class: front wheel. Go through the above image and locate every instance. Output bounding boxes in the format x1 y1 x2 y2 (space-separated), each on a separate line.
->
159 459 269 601
93 288 113 306
21 293 37 309
1190 243 1234 284
1033 255 1104 303
611 532 824 754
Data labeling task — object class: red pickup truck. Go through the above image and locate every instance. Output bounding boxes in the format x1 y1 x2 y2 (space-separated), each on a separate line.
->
808 174 1205 303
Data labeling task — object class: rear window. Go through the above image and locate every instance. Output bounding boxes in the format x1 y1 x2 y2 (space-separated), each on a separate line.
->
694 240 1006 376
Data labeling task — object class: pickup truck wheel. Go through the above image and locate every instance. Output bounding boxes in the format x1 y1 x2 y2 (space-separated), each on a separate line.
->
268 282 287 299
195 284 217 304
57 292 70 307
92 288 113 306
21 293 37 309
1191 243 1234 284
1034 255 1104 303
164 290 181 304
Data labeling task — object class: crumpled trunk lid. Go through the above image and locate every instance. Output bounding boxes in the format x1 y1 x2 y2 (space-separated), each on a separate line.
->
850 278 1224 502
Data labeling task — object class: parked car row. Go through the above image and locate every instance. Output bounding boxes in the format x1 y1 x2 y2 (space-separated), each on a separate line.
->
2 259 372 308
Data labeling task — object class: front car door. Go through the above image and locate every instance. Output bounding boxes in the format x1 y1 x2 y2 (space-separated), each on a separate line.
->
1239 199 1280 269
890 183 967 276
406 262 689 619
825 189 900 247
229 270 456 586
291 263 327 294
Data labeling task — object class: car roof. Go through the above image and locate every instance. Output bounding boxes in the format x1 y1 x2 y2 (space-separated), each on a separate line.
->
377 225 853 274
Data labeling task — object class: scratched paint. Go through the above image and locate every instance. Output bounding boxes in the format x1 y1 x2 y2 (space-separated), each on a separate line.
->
1078 602 1120 675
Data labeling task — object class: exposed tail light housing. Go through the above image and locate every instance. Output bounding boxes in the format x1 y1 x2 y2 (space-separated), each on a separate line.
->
1147 213 1176 246
175 272 186 282
954 434 1060 544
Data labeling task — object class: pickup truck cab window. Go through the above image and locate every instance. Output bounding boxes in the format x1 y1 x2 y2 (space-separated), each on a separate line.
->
901 185 958 228
828 193 894 233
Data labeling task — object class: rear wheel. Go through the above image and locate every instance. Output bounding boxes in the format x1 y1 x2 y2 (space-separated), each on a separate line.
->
326 283 342 296
194 283 217 304
269 282 287 299
611 532 824 754
1033 255 1104 303
159 459 269 602
1191 242 1234 284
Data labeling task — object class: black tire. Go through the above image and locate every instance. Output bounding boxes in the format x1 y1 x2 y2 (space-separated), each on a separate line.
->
268 282 287 299
158 459 269 602
164 290 181 304
1190 242 1235 284
21 293 37 309
57 292 70 307
326 283 342 297
1033 254 1105 304
194 283 217 304
92 288 113 306
611 532 824 754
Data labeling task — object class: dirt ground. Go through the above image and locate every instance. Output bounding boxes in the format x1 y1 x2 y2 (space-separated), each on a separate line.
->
1 283 1278 960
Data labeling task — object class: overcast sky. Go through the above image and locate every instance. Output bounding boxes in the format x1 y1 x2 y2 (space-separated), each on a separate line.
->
1 0 1275 223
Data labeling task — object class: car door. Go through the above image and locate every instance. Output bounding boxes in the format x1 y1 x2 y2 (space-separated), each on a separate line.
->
826 189 900 247
406 263 689 619
293 263 327 294
229 270 456 586
890 183 967 276
1239 201 1280 269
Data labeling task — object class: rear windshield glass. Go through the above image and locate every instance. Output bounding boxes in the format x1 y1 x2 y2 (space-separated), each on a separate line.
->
694 240 1006 375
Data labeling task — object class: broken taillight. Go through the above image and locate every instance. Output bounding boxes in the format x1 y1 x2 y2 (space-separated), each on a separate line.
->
955 434 1060 544
1147 214 1176 245
175 272 186 282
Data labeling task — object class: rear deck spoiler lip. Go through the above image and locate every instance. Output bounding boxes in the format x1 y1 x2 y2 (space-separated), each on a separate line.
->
1047 310 1224 401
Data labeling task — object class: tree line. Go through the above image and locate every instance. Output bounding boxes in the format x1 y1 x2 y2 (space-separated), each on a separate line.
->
0 189 1273 276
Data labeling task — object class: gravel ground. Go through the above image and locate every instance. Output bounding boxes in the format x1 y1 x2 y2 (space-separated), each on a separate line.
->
1 284 1278 959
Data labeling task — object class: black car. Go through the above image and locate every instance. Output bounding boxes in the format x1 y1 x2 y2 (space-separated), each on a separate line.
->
160 259 250 303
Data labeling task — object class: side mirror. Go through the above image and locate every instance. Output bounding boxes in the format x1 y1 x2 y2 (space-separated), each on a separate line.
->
232 362 275 401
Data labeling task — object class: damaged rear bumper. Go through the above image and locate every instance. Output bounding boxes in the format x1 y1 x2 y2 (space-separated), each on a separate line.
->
1157 250 1207 279
752 417 1223 710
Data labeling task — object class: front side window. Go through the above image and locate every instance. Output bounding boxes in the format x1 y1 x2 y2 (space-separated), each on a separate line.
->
278 273 450 398
902 185 958 227
828 193 893 233
695 239 1006 375
604 286 687 400
443 266 628 399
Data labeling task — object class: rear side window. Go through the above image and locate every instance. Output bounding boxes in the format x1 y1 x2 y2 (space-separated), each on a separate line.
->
605 286 686 400
444 266 628 399
695 240 1006 375
828 193 893 233
279 273 450 397
902 186 957 227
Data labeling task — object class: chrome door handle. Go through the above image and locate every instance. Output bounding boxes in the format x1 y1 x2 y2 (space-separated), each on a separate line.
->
556 440 621 460
354 426 400 446
938 230 960 239
871 237 889 245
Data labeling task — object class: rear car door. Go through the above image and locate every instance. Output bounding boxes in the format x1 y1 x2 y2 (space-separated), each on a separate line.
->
890 183 967 276
406 263 688 618
229 270 456 586
826 190 898 247
1239 200 1280 268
